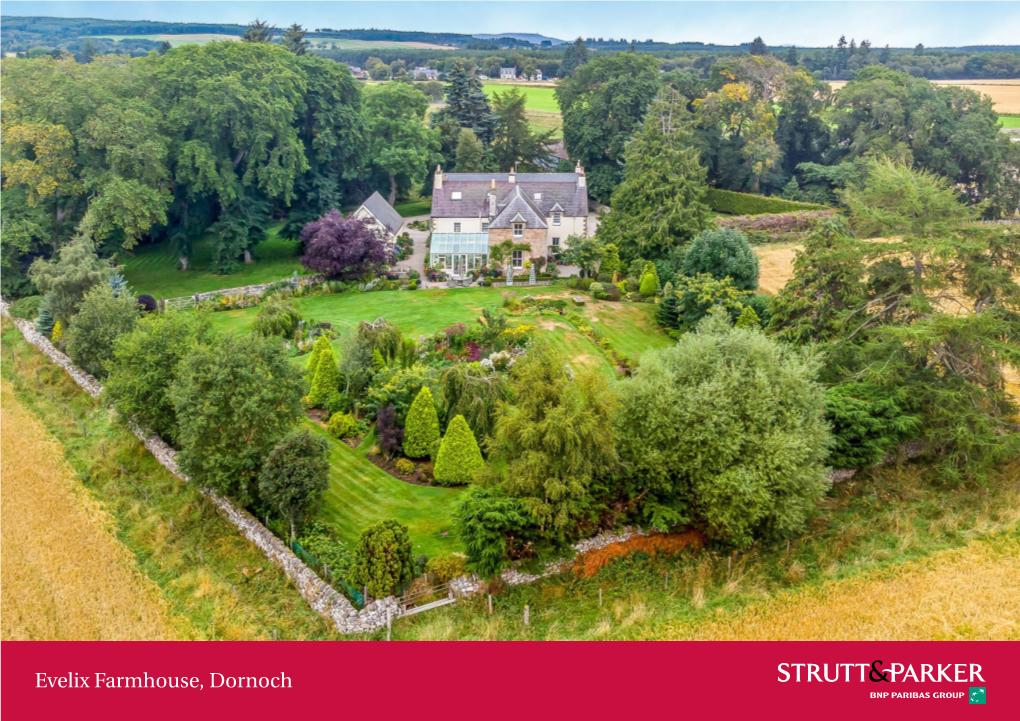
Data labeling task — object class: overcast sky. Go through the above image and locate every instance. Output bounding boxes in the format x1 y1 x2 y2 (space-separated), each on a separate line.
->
4 1 1019 47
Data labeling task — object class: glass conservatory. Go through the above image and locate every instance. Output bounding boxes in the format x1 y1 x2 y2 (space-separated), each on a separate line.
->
429 233 489 278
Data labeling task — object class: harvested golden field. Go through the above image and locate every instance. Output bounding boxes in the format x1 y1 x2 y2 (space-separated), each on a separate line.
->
828 78 1020 114
0 378 183 640
662 534 1020 641
755 242 802 295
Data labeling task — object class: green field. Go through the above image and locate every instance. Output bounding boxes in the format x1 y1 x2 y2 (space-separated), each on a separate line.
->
307 38 453 50
121 200 431 300
205 285 671 552
1000 114 1020 129
483 83 562 135
120 223 306 300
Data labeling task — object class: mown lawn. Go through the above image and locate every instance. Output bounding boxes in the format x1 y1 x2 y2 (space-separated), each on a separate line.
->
999 114 1020 129
203 285 671 551
121 223 306 300
306 423 464 557
482 84 562 136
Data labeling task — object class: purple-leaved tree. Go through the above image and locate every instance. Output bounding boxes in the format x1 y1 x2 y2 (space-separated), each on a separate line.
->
300 211 391 278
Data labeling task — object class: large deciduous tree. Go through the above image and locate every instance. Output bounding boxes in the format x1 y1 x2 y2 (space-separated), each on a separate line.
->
299 211 389 279
556 53 661 201
259 429 330 539
65 282 139 378
170 333 304 505
363 82 440 204
104 311 211 442
616 316 832 544
489 87 555 172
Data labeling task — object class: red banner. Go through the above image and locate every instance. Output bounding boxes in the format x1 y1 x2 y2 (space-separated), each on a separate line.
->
2 641 1016 719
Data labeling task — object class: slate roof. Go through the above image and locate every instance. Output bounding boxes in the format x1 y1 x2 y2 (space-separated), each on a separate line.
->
358 191 404 236
432 172 587 220
490 185 548 229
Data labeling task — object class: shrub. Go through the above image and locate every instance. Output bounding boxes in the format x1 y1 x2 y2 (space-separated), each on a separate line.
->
403 386 440 458
735 305 762 329
408 280 418 290
616 316 832 546
297 521 353 580
9 295 43 320
376 405 403 458
137 294 158 313
705 187 827 216
454 487 535 579
745 294 773 328
424 554 468 583
433 415 484 486
327 412 359 440
824 383 921 469
599 243 621 278
65 284 139 378
350 520 415 597
639 272 658 297
589 282 608 300
394 458 415 475
252 297 302 337
307 342 342 407
672 274 751 330
35 302 55 336
258 429 330 539
681 227 760 291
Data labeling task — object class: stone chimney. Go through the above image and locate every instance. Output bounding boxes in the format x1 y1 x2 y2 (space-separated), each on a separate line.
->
575 161 586 189
508 165 516 184
488 191 496 217
434 164 443 190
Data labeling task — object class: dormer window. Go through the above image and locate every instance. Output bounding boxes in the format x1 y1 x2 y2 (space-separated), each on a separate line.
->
553 212 562 226
451 191 462 200
513 222 524 238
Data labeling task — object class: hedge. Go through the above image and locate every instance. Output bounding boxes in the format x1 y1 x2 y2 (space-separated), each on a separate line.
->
706 188 828 216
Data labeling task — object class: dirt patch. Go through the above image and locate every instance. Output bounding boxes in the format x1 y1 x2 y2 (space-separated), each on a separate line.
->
539 319 571 331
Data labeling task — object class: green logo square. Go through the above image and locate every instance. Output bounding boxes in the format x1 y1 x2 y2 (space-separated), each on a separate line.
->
969 687 986 704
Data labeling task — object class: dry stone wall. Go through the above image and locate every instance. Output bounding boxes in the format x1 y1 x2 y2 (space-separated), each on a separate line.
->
1 299 392 635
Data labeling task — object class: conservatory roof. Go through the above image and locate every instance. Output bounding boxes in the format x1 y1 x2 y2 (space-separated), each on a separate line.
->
430 233 490 255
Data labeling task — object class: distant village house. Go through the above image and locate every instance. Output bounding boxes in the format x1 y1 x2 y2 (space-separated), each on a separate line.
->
499 67 518 80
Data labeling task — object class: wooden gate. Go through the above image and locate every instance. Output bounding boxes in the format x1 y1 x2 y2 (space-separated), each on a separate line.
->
400 581 458 617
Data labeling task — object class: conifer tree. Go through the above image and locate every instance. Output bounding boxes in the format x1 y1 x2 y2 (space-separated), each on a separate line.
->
735 305 762 329
305 335 330 381
599 244 622 279
403 386 440 458
371 348 386 373
440 59 496 144
596 88 711 260
433 415 485 486
307 343 341 407
654 281 679 328
639 261 660 296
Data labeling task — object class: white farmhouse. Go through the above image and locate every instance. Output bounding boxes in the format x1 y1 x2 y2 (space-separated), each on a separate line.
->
429 163 589 277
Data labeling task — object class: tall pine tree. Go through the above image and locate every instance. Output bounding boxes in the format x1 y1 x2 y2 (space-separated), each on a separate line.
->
597 88 712 260
440 59 496 145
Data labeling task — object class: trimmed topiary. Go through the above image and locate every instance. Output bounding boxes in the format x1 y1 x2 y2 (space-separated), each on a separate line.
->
307 342 341 408
639 272 658 297
350 520 415 598
403 386 440 458
433 415 484 486
305 334 330 381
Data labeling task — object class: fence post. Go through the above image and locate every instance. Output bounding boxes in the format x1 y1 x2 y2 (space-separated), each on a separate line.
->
524 605 530 626
488 594 493 615
599 588 603 608
386 610 392 641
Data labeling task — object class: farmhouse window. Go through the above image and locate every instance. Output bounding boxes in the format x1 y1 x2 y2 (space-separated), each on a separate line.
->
452 191 462 200
512 250 523 268
553 212 561 226
481 221 489 231
513 222 524 237
454 222 462 232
